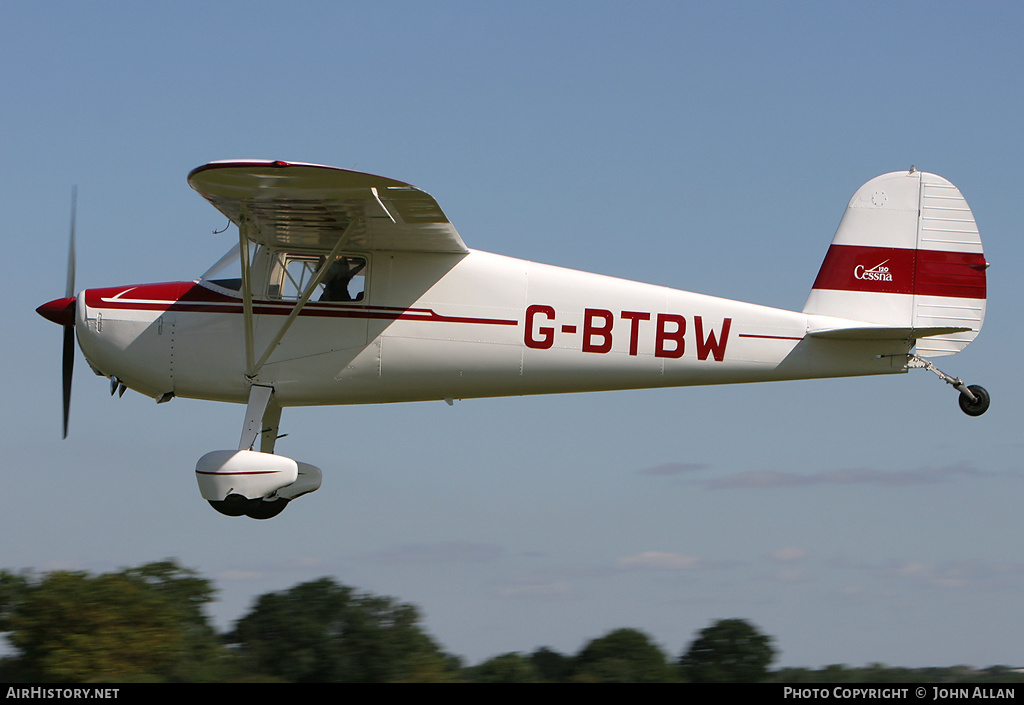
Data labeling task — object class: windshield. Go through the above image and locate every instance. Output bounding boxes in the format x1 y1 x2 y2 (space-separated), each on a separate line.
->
199 244 367 303
198 243 254 292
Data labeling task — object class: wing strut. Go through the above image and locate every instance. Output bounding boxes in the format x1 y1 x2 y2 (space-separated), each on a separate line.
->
239 217 257 377
236 218 358 381
252 220 358 375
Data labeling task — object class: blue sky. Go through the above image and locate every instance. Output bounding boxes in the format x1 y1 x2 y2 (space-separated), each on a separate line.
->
3 2 1023 669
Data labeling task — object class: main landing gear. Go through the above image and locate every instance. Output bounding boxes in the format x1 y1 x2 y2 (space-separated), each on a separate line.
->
908 355 990 417
195 385 323 519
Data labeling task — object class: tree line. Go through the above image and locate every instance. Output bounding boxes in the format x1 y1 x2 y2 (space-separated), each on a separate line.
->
0 560 1019 683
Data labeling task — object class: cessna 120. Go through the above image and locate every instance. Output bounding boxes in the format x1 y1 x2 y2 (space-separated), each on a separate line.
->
37 160 990 519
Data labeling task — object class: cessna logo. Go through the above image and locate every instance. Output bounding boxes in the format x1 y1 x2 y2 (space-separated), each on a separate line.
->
854 260 893 282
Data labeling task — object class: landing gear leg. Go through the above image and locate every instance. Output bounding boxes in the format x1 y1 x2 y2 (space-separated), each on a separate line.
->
198 385 321 519
239 384 275 451
908 354 990 416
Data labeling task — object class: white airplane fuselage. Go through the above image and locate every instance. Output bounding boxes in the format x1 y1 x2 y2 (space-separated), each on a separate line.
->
38 162 988 519
76 247 908 408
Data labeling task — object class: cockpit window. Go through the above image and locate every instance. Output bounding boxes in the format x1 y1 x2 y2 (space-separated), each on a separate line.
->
199 243 252 292
199 245 367 302
209 277 242 291
274 254 367 302
318 256 366 302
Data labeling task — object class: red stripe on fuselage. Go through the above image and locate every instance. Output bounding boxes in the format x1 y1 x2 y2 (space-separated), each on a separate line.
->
84 282 520 327
811 245 986 299
738 333 803 341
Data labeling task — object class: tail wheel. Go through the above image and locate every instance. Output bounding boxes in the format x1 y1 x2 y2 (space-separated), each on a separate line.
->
958 385 990 417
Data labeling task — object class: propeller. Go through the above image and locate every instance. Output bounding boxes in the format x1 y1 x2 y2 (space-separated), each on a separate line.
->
36 188 78 438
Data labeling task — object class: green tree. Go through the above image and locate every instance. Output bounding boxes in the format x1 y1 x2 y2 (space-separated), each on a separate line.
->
229 577 457 682
530 646 573 682
466 652 541 682
574 628 678 682
117 561 234 681
0 561 229 682
679 618 775 683
0 570 30 632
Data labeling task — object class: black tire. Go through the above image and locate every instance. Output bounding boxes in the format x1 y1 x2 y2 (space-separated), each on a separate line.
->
245 498 289 520
958 385 990 417
208 494 258 517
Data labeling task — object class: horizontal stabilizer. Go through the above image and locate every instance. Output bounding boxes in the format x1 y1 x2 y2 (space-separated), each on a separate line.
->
807 325 971 341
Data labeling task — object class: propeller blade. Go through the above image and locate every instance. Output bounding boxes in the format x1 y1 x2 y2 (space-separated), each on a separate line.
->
62 325 74 439
66 186 76 298
37 188 81 437
61 187 77 438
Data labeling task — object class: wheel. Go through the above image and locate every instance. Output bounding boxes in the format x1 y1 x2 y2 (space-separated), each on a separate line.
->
208 494 257 517
244 498 290 520
958 385 990 417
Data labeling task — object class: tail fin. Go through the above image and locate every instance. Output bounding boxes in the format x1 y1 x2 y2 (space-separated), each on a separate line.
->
803 169 987 356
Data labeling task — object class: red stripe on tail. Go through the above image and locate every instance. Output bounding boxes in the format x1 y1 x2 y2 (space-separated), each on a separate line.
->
811 245 986 299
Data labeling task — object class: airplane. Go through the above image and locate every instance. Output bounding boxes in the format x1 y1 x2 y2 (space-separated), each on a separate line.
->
37 160 990 519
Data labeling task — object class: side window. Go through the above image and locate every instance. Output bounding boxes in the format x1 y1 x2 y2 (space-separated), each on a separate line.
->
273 253 367 303
280 257 319 300
320 256 366 302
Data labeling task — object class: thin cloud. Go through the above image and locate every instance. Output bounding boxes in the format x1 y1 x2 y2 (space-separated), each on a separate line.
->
355 541 505 565
494 581 576 600
213 556 326 582
638 462 709 476
771 547 808 563
706 464 987 489
217 569 265 581
888 559 1024 591
770 567 808 583
618 551 701 570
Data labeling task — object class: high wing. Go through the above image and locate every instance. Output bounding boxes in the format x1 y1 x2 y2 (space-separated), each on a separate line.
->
187 160 468 384
187 160 468 254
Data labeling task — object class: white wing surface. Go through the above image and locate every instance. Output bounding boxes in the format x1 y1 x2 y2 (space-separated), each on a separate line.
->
188 160 468 254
